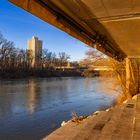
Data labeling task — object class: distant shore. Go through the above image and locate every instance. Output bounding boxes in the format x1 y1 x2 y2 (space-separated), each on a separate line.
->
0 69 83 79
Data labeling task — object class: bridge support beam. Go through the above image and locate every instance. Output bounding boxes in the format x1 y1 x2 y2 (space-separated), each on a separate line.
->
125 58 132 98
125 58 140 98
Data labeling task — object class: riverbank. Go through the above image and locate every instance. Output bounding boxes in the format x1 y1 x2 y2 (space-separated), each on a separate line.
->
44 94 139 140
0 69 82 79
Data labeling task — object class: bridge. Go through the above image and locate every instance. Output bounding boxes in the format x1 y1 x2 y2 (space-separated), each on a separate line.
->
8 0 140 139
90 66 113 71
9 0 140 61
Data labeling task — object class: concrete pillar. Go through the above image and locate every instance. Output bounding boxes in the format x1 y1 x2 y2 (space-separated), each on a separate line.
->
125 58 132 98
138 65 140 93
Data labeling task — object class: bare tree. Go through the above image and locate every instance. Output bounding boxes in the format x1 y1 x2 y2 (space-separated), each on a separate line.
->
58 52 70 67
80 48 139 102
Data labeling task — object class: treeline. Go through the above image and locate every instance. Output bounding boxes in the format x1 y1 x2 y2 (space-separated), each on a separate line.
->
0 33 81 78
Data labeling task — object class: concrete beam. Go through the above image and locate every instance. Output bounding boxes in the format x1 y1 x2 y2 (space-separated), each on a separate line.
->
9 0 126 61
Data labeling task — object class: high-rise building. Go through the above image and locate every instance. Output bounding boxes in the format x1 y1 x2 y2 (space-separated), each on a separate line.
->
27 36 42 68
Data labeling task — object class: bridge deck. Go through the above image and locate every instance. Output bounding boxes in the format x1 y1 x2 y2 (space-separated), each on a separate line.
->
44 95 140 140
9 0 140 60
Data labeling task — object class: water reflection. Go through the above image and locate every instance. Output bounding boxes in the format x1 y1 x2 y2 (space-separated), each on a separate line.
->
0 93 13 118
0 77 120 140
27 79 41 114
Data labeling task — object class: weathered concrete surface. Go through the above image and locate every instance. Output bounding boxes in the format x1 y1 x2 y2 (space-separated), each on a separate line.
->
43 95 140 140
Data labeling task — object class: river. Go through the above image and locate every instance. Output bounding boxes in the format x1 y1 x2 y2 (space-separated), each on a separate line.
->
0 77 120 140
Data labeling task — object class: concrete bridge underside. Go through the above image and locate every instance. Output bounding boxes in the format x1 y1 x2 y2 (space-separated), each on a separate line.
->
9 0 140 60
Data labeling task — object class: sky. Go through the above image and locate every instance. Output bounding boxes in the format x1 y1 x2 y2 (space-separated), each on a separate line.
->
0 0 91 61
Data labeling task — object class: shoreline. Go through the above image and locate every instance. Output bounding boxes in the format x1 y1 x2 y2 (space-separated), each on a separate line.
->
44 94 138 140
0 69 84 79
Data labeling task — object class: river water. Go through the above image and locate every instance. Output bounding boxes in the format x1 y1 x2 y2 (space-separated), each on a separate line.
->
0 77 120 140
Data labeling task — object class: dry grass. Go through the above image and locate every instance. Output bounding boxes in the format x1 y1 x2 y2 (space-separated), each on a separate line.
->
71 112 88 123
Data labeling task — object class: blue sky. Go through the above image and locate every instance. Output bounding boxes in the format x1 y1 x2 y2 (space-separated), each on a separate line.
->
0 0 90 61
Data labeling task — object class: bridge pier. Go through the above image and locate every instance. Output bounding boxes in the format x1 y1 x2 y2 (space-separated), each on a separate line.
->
126 58 132 98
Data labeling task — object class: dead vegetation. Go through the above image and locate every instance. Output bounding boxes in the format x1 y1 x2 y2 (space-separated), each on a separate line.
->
80 48 140 103
71 112 88 124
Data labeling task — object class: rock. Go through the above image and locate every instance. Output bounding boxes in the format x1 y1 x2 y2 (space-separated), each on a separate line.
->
93 111 100 115
123 100 128 104
132 95 138 100
106 108 110 112
61 121 67 126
